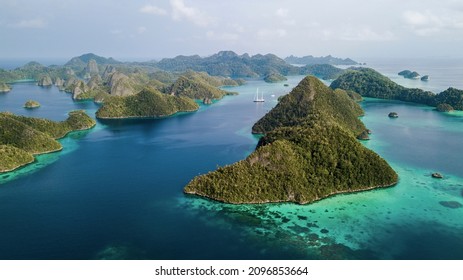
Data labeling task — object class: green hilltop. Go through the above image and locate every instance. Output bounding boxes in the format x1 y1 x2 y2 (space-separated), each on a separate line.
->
0 110 96 173
95 87 199 119
184 76 398 204
331 68 463 111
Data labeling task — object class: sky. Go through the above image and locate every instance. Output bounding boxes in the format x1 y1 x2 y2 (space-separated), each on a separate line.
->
1 0 463 62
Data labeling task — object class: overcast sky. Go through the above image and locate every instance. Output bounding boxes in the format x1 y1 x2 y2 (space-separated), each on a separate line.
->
1 0 463 61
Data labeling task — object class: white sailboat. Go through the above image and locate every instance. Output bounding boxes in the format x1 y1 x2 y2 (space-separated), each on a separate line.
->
253 88 265 102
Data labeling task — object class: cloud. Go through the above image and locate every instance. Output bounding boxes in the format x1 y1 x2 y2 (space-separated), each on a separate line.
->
275 8 289 18
258 28 287 39
170 0 213 27
8 18 46 29
402 10 463 36
206 31 239 41
139 4 167 16
340 27 396 41
137 26 147 34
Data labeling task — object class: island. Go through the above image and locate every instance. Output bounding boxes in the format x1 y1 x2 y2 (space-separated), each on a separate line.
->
184 76 398 204
398 70 420 79
0 82 11 93
0 110 96 173
24 100 41 109
263 72 287 83
95 87 199 119
330 68 463 111
388 112 398 118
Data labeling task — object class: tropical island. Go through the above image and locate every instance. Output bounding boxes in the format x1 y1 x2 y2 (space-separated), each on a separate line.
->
331 68 463 111
24 100 41 109
0 82 11 92
0 110 96 173
184 76 398 204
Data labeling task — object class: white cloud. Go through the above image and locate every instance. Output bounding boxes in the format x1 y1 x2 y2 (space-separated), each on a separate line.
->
206 31 239 41
402 10 463 36
137 26 147 34
8 18 46 29
275 8 289 18
170 0 213 27
340 27 396 41
140 5 167 16
258 28 287 39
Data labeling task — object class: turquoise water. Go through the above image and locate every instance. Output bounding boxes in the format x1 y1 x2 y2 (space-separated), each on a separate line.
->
0 68 462 259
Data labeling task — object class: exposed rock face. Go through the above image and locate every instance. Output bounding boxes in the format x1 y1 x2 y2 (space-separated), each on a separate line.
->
85 59 99 75
38 75 53 86
64 76 77 88
356 130 370 140
203 97 212 105
72 80 89 99
54 77 64 87
24 100 40 109
108 72 134 96
65 68 75 76
87 74 102 90
0 82 11 93
103 65 117 81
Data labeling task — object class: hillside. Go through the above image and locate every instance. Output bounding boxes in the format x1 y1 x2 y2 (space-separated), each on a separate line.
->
0 110 96 173
95 87 199 119
330 68 463 110
155 51 300 78
252 76 367 138
165 72 238 100
184 76 398 204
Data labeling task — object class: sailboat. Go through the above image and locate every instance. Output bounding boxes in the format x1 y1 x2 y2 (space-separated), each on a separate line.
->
253 88 265 102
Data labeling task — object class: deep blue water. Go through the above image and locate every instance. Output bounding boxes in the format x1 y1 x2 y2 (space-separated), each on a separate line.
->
0 64 462 259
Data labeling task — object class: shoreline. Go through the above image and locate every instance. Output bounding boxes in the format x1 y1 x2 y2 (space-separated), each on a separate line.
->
184 180 398 206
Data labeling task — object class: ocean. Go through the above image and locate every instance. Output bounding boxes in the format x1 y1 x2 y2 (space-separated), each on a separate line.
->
0 59 462 259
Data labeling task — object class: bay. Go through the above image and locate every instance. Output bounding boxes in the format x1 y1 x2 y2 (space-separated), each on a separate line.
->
0 61 462 259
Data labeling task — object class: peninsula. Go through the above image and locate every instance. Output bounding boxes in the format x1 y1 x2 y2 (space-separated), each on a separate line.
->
331 68 463 111
184 76 398 204
0 110 96 173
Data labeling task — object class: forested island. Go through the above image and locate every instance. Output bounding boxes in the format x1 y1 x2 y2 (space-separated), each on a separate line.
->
0 110 95 173
184 76 398 204
331 68 463 111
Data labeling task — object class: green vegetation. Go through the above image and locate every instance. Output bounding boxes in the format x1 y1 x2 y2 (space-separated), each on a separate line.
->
24 100 40 109
263 73 287 83
185 76 397 204
252 76 366 137
331 68 463 111
0 110 95 173
165 72 238 100
435 88 463 110
96 87 199 119
436 103 454 112
300 64 346 80
0 145 34 173
398 70 421 79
